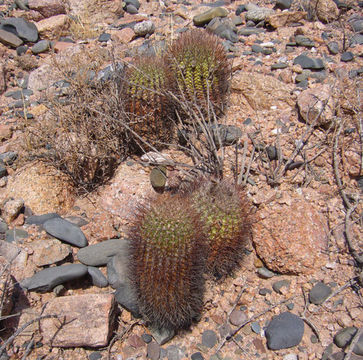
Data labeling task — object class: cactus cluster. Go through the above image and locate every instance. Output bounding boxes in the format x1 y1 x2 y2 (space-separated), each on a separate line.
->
128 179 252 332
120 29 231 146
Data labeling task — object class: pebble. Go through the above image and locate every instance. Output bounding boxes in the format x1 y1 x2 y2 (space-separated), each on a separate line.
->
259 287 272 296
257 267 276 279
191 352 204 360
238 27 265 36
251 321 261 334
87 266 108 288
283 354 298 360
134 20 155 37
209 124 242 146
229 309 247 326
147 342 160 360
43 217 88 247
20 264 88 292
341 51 354 62
202 330 218 348
235 5 246 15
5 228 28 243
31 40 49 54
149 326 175 345
124 0 140 9
272 279 290 294
193 7 228 27
77 239 128 266
126 4 138 14
142 333 152 343
98 33 111 42
266 145 278 160
271 62 288 70
218 323 232 338
286 303 295 310
293 54 325 70
334 326 357 348
327 41 339 55
114 283 140 318
89 352 102 360
350 34 363 46
309 282 332 305
275 0 292 10
295 35 315 48
265 312 304 350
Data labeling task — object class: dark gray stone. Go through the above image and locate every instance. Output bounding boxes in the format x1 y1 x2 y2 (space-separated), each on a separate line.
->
43 217 88 247
89 352 102 360
265 312 304 350
309 282 332 305
357 176 363 192
350 19 363 33
259 287 272 296
115 282 141 317
16 45 27 55
125 0 140 9
191 352 204 360
0 163 7 178
257 267 275 279
272 279 290 294
5 228 28 243
202 330 218 348
15 0 29 10
98 32 111 42
149 327 175 345
209 124 242 146
266 145 278 160
334 327 357 349
0 29 23 47
0 151 18 165
350 34 363 46
252 44 263 53
251 321 261 334
207 18 238 43
0 18 38 42
107 248 130 289
327 41 339 55
275 0 292 10
293 54 325 70
271 62 288 70
20 264 88 292
142 333 153 343
341 51 354 62
126 4 138 14
87 266 108 288
238 27 265 36
295 35 315 48
236 5 246 15
78 239 127 266
25 213 60 225
31 39 49 54
193 7 228 27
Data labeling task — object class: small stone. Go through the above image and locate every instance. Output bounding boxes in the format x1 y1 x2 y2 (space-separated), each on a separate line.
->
31 39 50 54
275 0 292 10
245 8 274 23
311 334 319 344
236 5 246 15
272 279 290 294
327 41 339 55
238 27 265 36
295 35 315 47
126 4 138 14
3 198 24 223
251 322 261 334
202 330 218 348
229 309 248 326
87 266 108 288
193 7 228 27
149 327 175 345
350 34 363 46
142 333 152 343
0 163 8 179
31 239 71 266
309 282 332 305
265 312 304 350
259 288 272 296
147 342 160 360
0 29 23 47
218 323 232 338
271 62 288 70
124 0 140 9
257 267 276 279
20 264 88 292
134 20 155 37
107 251 129 289
43 217 88 247
16 45 27 55
283 355 298 360
341 51 354 62
150 166 167 192
286 303 295 310
191 352 204 360
89 352 102 360
334 327 357 348
293 54 325 70
266 145 278 160
98 33 111 42
5 228 28 243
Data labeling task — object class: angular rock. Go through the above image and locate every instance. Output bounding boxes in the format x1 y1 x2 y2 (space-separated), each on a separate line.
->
149 326 175 345
41 293 115 347
28 0 66 18
293 54 325 70
193 7 228 27
87 266 108 288
266 11 306 28
327 41 339 55
115 283 140 317
5 162 75 214
272 279 291 294
253 198 328 274
297 84 336 126
36 14 69 39
245 8 274 23
312 0 339 23
0 29 23 47
30 239 71 266
20 263 88 292
265 312 304 350
2 198 24 223
43 217 88 247
295 35 315 48
134 20 155 37
77 239 128 266
0 18 38 42
231 72 294 111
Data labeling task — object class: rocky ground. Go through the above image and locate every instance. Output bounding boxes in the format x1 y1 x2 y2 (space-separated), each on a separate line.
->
0 0 362 359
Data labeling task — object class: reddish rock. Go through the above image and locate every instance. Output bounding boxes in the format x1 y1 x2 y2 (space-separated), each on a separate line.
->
231 72 295 111
111 28 135 44
36 14 69 39
53 41 74 53
0 124 12 141
266 11 307 28
297 84 336 126
28 0 66 18
128 334 144 348
253 197 328 275
4 162 75 215
41 294 115 347
30 239 71 266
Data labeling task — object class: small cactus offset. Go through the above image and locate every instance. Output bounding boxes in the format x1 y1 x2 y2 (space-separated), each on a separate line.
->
128 193 207 330
187 178 252 278
122 56 175 148
168 29 231 116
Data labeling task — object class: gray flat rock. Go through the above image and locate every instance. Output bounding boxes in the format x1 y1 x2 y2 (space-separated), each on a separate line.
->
43 217 88 247
78 239 128 266
0 18 38 42
115 282 141 317
20 264 88 292
25 213 61 225
0 29 23 47
107 250 130 289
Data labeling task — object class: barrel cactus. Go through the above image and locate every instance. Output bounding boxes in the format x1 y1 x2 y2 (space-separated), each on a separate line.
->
168 29 231 117
128 193 207 330
122 56 175 148
187 178 252 277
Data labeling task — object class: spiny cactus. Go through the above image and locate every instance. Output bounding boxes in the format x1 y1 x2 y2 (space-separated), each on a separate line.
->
187 178 252 278
168 29 231 117
128 193 207 330
122 56 175 148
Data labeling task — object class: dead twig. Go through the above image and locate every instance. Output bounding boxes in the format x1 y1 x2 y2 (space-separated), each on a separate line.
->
301 287 320 342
